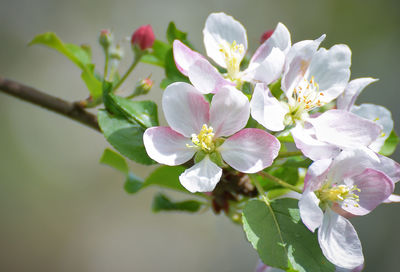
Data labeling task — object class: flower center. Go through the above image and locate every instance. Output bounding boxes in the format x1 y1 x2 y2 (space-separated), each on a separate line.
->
219 40 244 81
190 124 215 152
318 184 361 207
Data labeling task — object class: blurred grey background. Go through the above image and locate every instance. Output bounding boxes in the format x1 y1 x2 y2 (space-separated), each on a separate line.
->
0 0 399 271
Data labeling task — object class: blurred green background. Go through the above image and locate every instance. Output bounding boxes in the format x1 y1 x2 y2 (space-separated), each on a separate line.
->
0 0 399 271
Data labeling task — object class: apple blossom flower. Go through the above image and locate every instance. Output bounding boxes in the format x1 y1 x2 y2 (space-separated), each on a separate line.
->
337 78 393 153
173 12 291 91
143 82 280 193
250 34 352 131
299 148 394 269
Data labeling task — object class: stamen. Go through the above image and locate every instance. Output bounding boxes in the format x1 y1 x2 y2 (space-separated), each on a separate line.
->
318 184 361 207
187 124 215 152
219 40 245 81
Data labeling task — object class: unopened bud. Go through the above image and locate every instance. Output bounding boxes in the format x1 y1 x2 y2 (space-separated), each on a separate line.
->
99 29 113 50
130 77 154 98
109 44 124 60
131 25 155 50
260 29 274 44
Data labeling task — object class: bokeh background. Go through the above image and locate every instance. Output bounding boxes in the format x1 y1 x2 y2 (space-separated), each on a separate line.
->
0 0 399 271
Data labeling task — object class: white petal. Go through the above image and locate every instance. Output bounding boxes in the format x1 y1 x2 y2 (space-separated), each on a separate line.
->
309 110 382 148
179 156 222 193
173 40 205 76
307 44 352 103
163 82 210 137
384 194 400 203
372 154 400 183
299 191 324 232
281 35 325 97
243 47 285 84
188 58 234 94
304 158 332 192
219 128 280 173
336 78 378 111
318 210 364 269
203 12 247 67
143 127 195 165
209 86 250 137
351 104 393 152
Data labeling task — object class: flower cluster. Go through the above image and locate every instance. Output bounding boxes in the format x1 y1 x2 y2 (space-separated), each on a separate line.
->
143 12 400 270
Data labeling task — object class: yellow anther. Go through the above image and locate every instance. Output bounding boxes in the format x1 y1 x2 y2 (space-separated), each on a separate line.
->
219 40 245 81
319 184 361 207
189 124 215 152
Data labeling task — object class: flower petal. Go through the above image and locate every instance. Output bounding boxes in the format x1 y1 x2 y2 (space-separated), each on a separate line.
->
341 168 393 216
384 194 400 203
251 22 291 64
187 58 235 94
373 154 400 183
309 109 382 148
179 156 222 192
209 86 250 137
337 78 378 111
163 82 210 137
243 47 285 84
318 209 364 269
307 44 352 103
219 128 280 173
143 127 195 165
250 83 288 131
291 124 340 161
281 35 325 97
173 40 205 76
299 191 324 232
351 103 393 152
203 12 247 67
304 158 332 192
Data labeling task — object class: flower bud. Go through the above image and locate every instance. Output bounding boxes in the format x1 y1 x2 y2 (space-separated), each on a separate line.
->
131 25 155 50
260 29 274 44
99 29 113 50
109 44 124 60
129 76 154 98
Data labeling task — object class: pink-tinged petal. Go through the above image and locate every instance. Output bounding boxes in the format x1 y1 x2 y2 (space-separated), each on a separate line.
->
307 44 352 103
219 128 280 173
179 156 222 193
251 22 291 65
187 58 235 94
310 110 382 148
143 127 195 166
342 169 394 216
351 104 393 152
173 40 205 76
281 35 325 97
304 159 332 192
203 12 247 67
337 78 378 111
163 82 210 137
254 260 284 272
373 154 400 183
336 264 364 272
209 86 249 137
243 47 285 84
318 210 364 269
299 191 324 232
250 83 288 131
384 194 400 203
291 124 340 161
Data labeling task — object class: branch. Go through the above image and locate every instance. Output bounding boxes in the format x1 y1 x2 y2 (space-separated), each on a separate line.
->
0 77 100 132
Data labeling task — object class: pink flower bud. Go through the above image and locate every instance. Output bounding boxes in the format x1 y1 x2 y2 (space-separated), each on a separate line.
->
99 29 113 49
131 25 155 50
260 29 274 44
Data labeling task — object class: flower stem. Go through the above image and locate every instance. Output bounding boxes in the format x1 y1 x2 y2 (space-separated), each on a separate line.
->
258 171 302 194
113 53 143 91
104 53 109 80
250 174 270 205
277 151 303 159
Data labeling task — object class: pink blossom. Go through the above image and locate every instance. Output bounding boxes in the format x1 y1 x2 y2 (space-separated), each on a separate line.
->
131 24 155 50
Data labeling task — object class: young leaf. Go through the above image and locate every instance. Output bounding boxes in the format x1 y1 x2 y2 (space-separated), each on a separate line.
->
141 40 170 67
124 172 144 194
109 94 159 128
144 165 187 192
152 193 202 213
98 110 155 165
100 148 129 174
379 130 399 156
242 199 334 272
166 22 187 44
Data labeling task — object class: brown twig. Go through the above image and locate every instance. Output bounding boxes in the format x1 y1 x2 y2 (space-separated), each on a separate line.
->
0 77 100 132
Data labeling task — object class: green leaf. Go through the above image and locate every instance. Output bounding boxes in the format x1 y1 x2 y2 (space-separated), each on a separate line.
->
152 193 202 213
144 165 187 192
98 110 155 165
167 22 188 44
165 49 190 82
379 130 399 156
81 64 102 98
243 199 334 271
141 40 170 67
109 94 159 128
269 79 283 99
99 148 129 174
124 172 144 194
